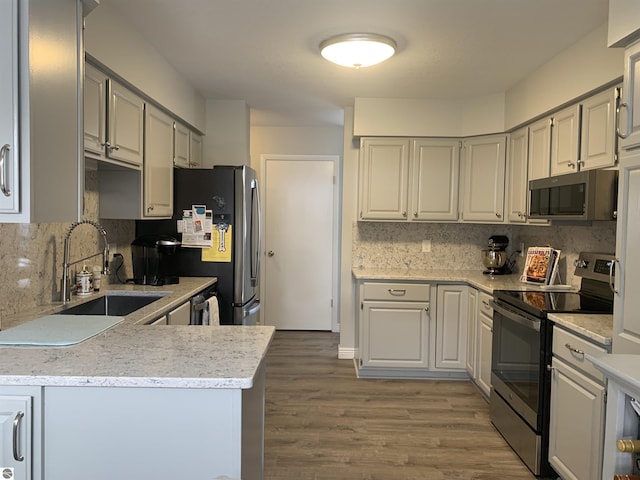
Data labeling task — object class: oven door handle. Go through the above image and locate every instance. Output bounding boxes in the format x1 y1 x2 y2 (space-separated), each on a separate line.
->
491 301 541 332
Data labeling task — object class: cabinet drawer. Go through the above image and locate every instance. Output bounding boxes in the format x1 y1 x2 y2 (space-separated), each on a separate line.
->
362 282 430 302
552 326 608 383
478 291 493 317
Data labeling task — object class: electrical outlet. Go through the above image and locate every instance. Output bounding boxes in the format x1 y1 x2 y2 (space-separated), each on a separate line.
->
519 242 525 256
422 239 431 253
108 243 118 256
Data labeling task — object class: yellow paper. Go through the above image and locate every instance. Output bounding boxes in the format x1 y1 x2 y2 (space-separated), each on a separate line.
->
201 225 232 262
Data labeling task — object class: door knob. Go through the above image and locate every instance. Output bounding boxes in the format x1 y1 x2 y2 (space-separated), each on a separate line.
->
267 250 274 257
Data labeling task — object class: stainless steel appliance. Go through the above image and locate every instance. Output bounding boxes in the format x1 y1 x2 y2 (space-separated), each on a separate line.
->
529 169 618 221
490 252 615 476
136 165 261 325
130 234 180 286
481 235 510 275
189 283 218 325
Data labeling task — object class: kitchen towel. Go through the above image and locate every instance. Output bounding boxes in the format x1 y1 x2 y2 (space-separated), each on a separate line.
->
202 296 220 326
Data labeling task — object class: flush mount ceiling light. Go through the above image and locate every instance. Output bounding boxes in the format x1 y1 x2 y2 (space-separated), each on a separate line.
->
319 33 397 69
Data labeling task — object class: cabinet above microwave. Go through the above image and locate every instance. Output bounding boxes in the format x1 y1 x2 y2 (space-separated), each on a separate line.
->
529 169 618 221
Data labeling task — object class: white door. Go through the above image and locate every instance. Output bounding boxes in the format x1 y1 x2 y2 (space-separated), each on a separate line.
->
262 156 337 330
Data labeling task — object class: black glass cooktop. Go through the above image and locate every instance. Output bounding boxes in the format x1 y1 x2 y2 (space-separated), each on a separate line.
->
494 289 613 317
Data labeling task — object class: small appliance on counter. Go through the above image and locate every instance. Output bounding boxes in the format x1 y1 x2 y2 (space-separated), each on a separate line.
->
481 235 510 275
131 234 180 286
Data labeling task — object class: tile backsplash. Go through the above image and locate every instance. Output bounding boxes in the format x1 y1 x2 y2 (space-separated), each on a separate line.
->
353 221 616 286
0 170 135 321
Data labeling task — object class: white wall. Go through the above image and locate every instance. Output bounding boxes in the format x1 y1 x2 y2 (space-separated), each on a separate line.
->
250 125 343 174
204 100 250 167
353 94 505 138
338 107 359 357
504 23 623 129
84 3 206 132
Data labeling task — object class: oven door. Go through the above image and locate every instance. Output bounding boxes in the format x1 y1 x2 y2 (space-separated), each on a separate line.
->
491 299 547 432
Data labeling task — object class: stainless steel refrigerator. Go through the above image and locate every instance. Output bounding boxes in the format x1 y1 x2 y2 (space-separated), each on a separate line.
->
136 165 261 325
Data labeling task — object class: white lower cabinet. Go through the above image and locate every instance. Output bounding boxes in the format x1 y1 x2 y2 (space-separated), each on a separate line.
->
0 387 42 480
167 300 191 325
475 291 493 398
43 364 265 480
358 282 430 373
435 284 468 370
465 287 478 378
548 325 608 480
466 288 493 399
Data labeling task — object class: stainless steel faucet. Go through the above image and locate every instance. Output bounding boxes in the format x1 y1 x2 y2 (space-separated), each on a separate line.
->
61 220 110 304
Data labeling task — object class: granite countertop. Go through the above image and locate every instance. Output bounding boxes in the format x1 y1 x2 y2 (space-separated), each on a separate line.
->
352 268 536 293
352 267 613 345
587 353 640 392
548 313 613 346
0 277 275 389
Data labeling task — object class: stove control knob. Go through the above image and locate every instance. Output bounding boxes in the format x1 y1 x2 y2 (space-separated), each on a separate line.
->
574 259 588 269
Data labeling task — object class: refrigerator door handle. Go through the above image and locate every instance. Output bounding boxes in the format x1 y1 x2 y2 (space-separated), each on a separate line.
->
251 178 262 287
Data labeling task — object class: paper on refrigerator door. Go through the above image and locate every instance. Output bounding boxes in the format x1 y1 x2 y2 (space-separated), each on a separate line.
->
201 225 232 262
177 205 213 247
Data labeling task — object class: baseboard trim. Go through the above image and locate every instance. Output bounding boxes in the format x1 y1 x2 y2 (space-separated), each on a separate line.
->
338 346 356 359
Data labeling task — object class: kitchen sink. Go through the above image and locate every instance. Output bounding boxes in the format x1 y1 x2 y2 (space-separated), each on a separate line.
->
55 292 168 317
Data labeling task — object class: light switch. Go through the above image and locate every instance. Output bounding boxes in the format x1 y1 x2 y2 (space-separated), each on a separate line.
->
422 239 431 253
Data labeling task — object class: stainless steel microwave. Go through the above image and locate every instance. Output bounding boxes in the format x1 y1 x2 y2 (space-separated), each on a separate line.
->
528 169 618 221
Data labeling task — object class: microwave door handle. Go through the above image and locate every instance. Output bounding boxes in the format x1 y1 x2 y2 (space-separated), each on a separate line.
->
491 301 541 332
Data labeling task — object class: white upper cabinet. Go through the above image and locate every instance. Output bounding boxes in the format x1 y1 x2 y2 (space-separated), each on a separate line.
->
460 134 507 223
144 104 174 217
174 123 203 169
174 121 190 168
83 63 107 157
619 41 640 151
613 152 640 353
359 138 410 221
0 0 82 223
580 88 618 170
528 117 552 181
190 131 203 168
507 127 529 223
549 88 618 176
0 0 19 215
550 104 581 176
84 68 144 170
359 138 460 222
108 80 144 168
410 139 459 221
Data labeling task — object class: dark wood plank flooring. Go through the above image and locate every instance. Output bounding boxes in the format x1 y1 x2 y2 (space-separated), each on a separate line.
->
264 330 536 480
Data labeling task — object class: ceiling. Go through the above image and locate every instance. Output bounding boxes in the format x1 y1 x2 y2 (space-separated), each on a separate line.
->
101 0 610 127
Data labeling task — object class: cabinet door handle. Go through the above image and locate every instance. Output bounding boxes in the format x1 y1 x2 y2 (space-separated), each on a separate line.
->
482 300 490 308
425 306 430 313
495 212 501 218
617 102 629 139
13 411 24 462
568 162 576 168
564 343 585 356
402 211 407 218
0 144 11 197
610 258 619 294
388 289 406 296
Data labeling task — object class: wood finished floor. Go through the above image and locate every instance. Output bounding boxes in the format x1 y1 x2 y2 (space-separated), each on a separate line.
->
264 331 536 480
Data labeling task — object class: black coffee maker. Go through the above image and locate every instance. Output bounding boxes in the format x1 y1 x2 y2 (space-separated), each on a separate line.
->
131 234 180 285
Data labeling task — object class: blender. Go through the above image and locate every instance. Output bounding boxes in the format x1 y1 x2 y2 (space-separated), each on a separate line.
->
481 235 510 275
